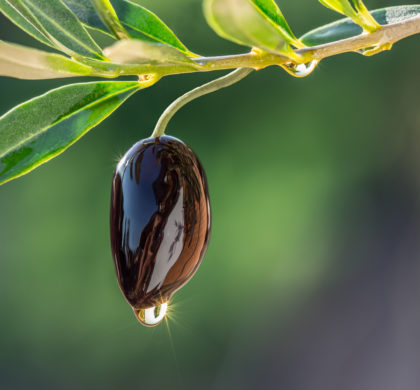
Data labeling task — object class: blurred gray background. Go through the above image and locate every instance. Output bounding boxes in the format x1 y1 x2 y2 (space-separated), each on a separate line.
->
1 0 420 389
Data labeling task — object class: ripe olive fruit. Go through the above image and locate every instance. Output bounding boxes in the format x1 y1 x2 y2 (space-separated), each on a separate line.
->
110 136 211 326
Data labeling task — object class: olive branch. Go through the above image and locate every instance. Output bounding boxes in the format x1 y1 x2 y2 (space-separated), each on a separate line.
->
0 0 420 185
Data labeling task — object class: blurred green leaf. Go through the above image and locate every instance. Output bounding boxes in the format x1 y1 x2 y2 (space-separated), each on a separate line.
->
350 0 381 31
318 0 358 20
250 0 302 47
103 39 198 66
318 0 379 32
301 5 420 46
203 0 296 56
0 81 141 185
6 0 104 59
63 0 193 55
0 40 95 79
0 0 53 47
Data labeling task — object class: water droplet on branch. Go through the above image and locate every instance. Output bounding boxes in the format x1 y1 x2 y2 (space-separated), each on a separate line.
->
281 60 319 78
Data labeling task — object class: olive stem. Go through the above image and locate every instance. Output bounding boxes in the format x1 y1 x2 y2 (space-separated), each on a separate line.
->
80 15 420 79
151 68 253 138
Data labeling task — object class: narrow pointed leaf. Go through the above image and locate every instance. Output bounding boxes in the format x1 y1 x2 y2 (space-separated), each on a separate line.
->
301 5 420 46
91 0 128 39
0 0 53 47
250 0 301 47
6 0 104 59
351 0 380 29
104 40 197 66
0 40 96 79
203 0 294 55
5 0 49 33
112 0 193 55
318 0 378 31
318 0 358 20
63 0 193 55
0 81 141 185
62 0 107 32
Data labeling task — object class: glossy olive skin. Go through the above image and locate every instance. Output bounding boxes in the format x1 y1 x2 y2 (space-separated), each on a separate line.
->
110 136 211 310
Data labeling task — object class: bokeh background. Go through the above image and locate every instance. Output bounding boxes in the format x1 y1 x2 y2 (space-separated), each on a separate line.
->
1 0 420 389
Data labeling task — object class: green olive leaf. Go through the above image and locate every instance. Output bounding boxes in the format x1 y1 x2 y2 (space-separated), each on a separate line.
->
301 5 420 46
0 81 142 185
318 0 359 20
91 0 128 39
63 0 194 56
203 0 296 56
249 0 302 47
318 0 379 32
112 0 194 55
103 39 198 67
5 0 104 59
350 0 380 30
62 0 106 32
0 0 53 47
0 40 97 79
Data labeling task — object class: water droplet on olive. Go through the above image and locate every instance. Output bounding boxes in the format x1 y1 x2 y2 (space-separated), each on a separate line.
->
135 302 168 327
110 136 211 326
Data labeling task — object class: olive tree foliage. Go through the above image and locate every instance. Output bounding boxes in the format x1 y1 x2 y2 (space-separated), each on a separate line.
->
0 0 419 185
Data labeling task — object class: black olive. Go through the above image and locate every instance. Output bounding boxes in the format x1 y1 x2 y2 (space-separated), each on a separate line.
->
110 136 211 326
